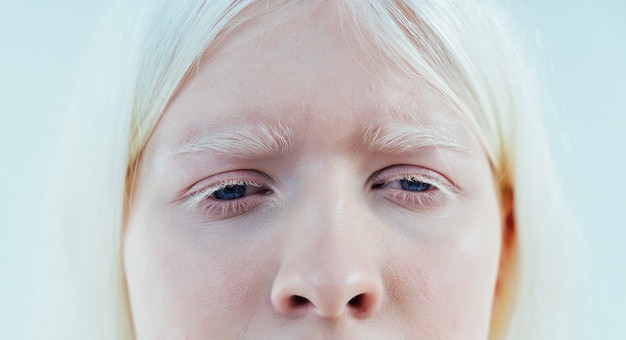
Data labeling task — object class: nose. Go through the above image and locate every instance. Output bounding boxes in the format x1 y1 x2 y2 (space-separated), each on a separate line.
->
271 241 383 319
270 195 383 319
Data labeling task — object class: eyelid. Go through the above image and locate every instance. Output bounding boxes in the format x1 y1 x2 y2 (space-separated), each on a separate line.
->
180 170 272 210
185 178 261 208
371 165 460 196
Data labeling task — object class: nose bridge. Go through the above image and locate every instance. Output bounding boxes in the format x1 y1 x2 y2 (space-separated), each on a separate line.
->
271 161 383 319
287 159 368 268
295 157 359 229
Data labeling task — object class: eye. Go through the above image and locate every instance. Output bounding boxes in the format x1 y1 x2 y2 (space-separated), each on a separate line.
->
202 179 269 202
399 178 432 192
375 176 435 192
370 165 459 209
182 172 274 219
213 183 248 200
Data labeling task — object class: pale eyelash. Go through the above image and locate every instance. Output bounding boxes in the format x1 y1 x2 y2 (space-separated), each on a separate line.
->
379 173 460 207
388 188 446 207
197 198 265 217
183 178 263 212
391 173 457 196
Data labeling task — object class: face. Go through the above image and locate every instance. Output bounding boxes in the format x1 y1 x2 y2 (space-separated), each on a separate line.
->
124 3 504 339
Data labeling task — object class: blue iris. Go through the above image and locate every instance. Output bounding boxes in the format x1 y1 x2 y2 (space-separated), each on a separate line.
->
400 178 431 192
213 184 247 200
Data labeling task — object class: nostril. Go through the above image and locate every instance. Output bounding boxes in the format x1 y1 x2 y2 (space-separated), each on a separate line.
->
348 294 364 308
290 295 310 307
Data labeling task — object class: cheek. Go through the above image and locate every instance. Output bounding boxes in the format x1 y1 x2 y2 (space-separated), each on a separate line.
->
384 197 502 338
124 211 272 339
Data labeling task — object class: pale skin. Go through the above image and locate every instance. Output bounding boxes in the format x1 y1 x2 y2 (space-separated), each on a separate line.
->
125 3 507 339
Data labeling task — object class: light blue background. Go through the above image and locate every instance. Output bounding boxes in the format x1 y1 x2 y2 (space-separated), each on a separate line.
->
1 1 624 338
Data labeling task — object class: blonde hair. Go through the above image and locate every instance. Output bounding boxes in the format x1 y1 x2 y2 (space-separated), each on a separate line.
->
29 0 585 339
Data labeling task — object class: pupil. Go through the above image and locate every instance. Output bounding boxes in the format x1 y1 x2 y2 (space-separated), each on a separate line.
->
213 184 247 200
400 178 431 192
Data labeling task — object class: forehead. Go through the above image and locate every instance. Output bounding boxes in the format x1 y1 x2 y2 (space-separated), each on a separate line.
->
156 1 476 155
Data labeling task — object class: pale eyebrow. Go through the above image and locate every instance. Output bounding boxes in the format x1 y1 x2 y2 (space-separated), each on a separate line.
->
361 124 470 154
173 122 294 158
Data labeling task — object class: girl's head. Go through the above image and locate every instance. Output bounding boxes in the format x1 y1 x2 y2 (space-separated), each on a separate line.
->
41 0 582 339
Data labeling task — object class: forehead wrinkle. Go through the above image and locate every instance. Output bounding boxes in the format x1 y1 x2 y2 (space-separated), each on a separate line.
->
172 121 294 158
